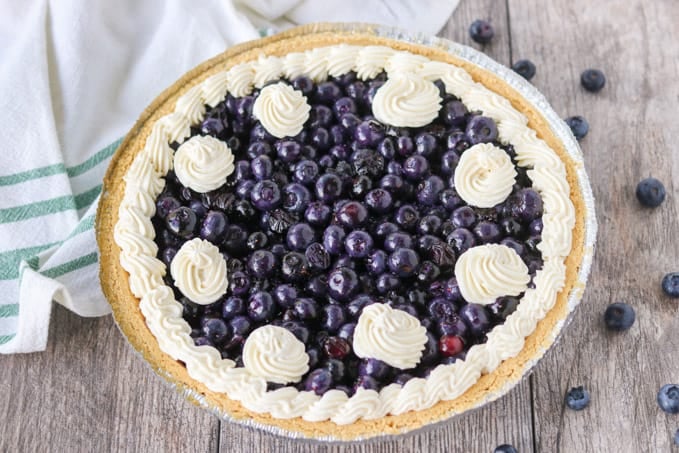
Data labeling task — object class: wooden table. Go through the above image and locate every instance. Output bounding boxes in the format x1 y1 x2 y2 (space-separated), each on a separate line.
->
3 0 679 451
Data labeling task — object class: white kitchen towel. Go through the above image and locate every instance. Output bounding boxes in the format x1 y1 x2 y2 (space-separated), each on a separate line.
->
0 0 458 354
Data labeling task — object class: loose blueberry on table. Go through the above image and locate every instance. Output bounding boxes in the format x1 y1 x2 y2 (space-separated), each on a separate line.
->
153 71 545 396
603 302 635 331
469 19 495 44
580 69 606 93
493 444 518 453
636 177 666 208
662 272 679 298
657 384 679 414
565 386 590 410
565 115 589 141
511 59 536 81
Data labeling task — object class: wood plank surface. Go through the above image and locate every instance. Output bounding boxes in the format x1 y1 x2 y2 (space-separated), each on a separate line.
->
3 1 678 452
508 0 679 451
0 305 220 452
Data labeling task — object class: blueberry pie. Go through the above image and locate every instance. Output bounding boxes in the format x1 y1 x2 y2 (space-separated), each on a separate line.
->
97 24 595 440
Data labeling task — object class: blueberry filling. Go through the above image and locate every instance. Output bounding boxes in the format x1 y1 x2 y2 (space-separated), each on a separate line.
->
152 71 544 396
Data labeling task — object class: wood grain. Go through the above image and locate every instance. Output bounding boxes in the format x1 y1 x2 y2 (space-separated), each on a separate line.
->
0 305 219 452
508 0 679 451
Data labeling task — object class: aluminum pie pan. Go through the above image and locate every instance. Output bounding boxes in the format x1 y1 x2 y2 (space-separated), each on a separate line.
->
97 22 597 443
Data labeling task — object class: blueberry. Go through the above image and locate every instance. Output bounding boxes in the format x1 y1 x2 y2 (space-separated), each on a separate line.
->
323 336 351 360
417 176 445 206
293 159 319 185
493 445 518 453
286 222 315 251
251 155 273 180
293 297 318 320
403 155 430 181
473 221 502 244
565 115 589 140
275 140 302 163
446 131 471 153
305 242 331 270
344 230 374 258
358 358 391 379
565 386 591 411
636 177 666 207
201 317 230 344
250 180 281 211
451 206 477 229
336 201 368 228
440 100 468 127
439 334 464 357
282 183 311 213
280 252 309 281
376 273 400 294
166 206 197 238
658 384 679 414
321 304 347 333
355 375 380 391
315 173 343 202
156 196 181 219
292 75 313 95
323 225 346 255
273 284 297 308
351 148 384 178
305 201 332 226
365 188 393 214
500 237 525 258
229 271 250 297
509 188 543 222
247 291 276 322
580 69 606 92
328 267 360 302
281 320 310 344
603 302 635 331
469 19 494 44
459 304 491 337
247 249 276 278
662 272 679 297
228 315 252 338
383 231 413 253
428 297 457 323
246 231 268 251
488 296 519 321
305 369 333 395
221 296 244 319
466 115 498 144
512 59 536 81
355 120 385 147
394 204 420 231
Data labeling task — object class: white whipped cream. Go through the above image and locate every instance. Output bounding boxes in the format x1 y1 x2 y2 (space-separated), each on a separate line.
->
454 143 517 208
455 244 530 305
251 55 283 88
372 73 442 128
243 326 310 384
173 135 235 193
252 82 310 138
353 304 427 369
115 44 577 424
226 63 255 97
170 238 228 305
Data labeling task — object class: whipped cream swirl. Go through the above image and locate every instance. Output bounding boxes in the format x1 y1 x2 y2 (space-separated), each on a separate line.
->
173 135 234 193
372 73 442 128
252 82 311 138
353 304 427 369
170 238 228 305
243 326 310 384
455 244 530 305
454 143 517 208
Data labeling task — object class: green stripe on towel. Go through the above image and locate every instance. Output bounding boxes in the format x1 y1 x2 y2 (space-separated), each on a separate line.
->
0 185 101 225
0 304 19 318
0 334 15 345
0 137 122 186
41 252 98 279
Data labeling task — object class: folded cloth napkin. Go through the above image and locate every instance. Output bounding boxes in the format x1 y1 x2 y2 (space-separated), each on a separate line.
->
0 0 458 354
